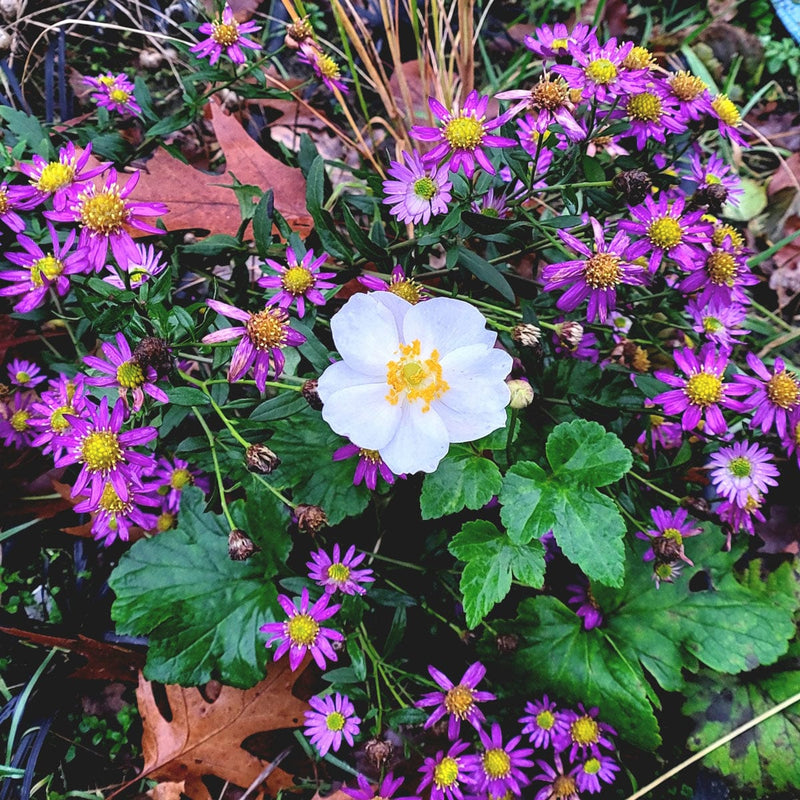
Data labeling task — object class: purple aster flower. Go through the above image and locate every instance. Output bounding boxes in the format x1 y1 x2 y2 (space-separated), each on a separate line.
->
54 395 158 506
666 70 712 123
571 754 620 794
416 661 496 740
410 90 516 179
466 723 534 797
304 692 361 757
346 772 417 800
307 543 375 595
519 696 569 749
620 193 711 274
677 242 756 306
689 151 743 207
46 168 168 272
357 264 429 304
533 754 580 800
260 587 343 671
417 740 477 800
708 441 779 508
28 373 89 459
731 353 800 438
637 408 684 451
554 704 616 761
652 558 684 589
190 3 262 65
333 442 399 490
653 344 748 435
0 221 90 312
18 141 109 210
382 150 453 225
0 391 38 449
201 299 306 392
709 94 746 145
524 22 595 61
686 298 748 349
297 42 348 93
7 358 45 388
257 247 336 317
552 320 600 363
542 217 647 324
74 479 160 546
83 72 142 117
103 242 168 290
0 181 39 232
515 116 556 173
635 506 702 565
83 332 169 413
718 494 765 541
622 83 687 150
148 456 209 514
566 583 603 630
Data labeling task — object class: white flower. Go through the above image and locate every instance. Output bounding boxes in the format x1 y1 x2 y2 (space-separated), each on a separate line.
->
317 292 512 474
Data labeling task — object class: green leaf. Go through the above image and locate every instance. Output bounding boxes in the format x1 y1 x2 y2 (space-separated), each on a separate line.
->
498 461 560 543
449 521 545 627
420 447 502 519
0 107 50 156
250 391 308 422
305 156 349 261
166 386 210 406
456 246 515 302
546 419 632 487
109 486 291 687
252 189 274 257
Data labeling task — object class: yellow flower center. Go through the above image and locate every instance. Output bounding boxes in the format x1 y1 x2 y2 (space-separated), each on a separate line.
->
81 430 123 472
170 468 193 490
389 278 424 304
669 71 707 101
413 176 438 200
433 757 460 789
246 308 289 351
793 420 800 447
358 448 382 463
530 77 569 110
79 189 129 235
551 775 578 799
627 91 663 121
31 255 65 287
706 251 737 286
482 749 511 779
646 217 683 249
212 21 240 47
655 561 676 580
685 371 723 407
623 45 654 70
0 188 7 213
98 482 128 513
663 526 683 545
712 224 744 249
15 371 30 384
570 716 600 746
536 709 555 730
550 37 568 51
317 53 342 80
385 339 449 412
744 494 761 512
443 114 485 150
325 711 346 731
157 512 176 532
444 684 475 717
50 404 75 433
728 456 752 478
36 161 75 193
109 88 131 105
584 757 601 775
766 371 799 409
703 315 722 333
286 613 319 646
584 253 621 289
711 94 740 126
585 58 617 84
10 409 30 432
281 265 314 295
116 360 145 389
650 414 665 428
327 562 351 583
98 75 117 87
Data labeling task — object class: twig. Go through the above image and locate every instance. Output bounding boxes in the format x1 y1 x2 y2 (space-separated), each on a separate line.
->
239 746 293 800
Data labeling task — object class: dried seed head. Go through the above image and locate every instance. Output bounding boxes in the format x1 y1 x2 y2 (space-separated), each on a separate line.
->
496 633 520 654
512 323 543 348
692 183 728 214
681 495 713 520
613 169 652 205
364 737 394 770
555 320 584 350
294 504 328 535
302 378 324 410
285 17 315 49
245 443 281 474
132 336 173 379
228 529 259 561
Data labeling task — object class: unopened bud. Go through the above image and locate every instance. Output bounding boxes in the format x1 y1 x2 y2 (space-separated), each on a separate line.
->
613 169 652 205
245 443 281 474
512 323 542 348
132 336 173 379
228 529 259 561
692 183 728 214
555 320 584 350
507 378 534 409
302 379 323 410
294 504 328 535
285 17 315 49
496 633 520 654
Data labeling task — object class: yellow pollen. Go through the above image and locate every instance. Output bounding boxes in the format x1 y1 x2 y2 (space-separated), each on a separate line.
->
728 456 752 478
81 430 123 472
584 253 621 289
793 421 800 447
433 757 460 788
31 255 65 288
685 371 723 407
632 346 651 372
246 308 289 351
646 217 683 249
483 749 511 779
627 91 663 121
79 189 128 235
444 684 475 717
36 161 75 193
706 174 722 185
15 371 30 384
744 495 761 512
10 410 30 432
570 716 600 746
50 404 75 433
669 71 707 101
703 315 722 333
443 114 485 150
551 775 578 798
650 414 665 428
389 278 423 304
0 188 8 214
413 176 438 200
712 224 744 249
531 77 569 110
116 360 145 389
385 340 449 411
766 371 799 409
663 527 683 545
623 46 655 70
550 37 568 50
317 53 342 80
536 709 555 730
170 468 193 490
98 483 128 513
98 75 116 87
706 251 737 286
655 561 676 580
157 512 176 532
585 58 618 84
281 265 314 295
212 21 240 47
286 613 319 646
109 88 131 104
711 94 741 127
325 711 346 731
584 757 601 775
327 562 351 583
358 448 382 463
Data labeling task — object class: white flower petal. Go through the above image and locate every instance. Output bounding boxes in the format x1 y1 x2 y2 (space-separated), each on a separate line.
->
379 403 450 474
403 297 496 355
370 290 414 332
330 293 401 375
439 344 513 384
317 359 382 398
321 382 402 450
432 390 509 442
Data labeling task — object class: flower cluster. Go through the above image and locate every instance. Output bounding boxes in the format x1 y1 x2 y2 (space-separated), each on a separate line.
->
83 72 142 117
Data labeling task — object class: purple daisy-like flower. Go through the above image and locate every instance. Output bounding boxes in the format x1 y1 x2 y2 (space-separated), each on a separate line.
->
28 373 89 459
383 149 453 226
653 344 747 435
332 442 398 490
357 264 429 304
519 696 569 750
666 70 712 123
686 298 748 349
0 391 38 449
74 479 160 546
515 116 557 172
466 722 534 797
307 543 375 595
260 587 343 671
708 441 779 508
410 90 516 179
257 247 336 317
566 583 604 630
571 754 620 794
304 692 361 757
190 3 262 66
0 221 90 313
297 42 348 93
83 72 142 117
709 93 746 145
533 754 580 800
83 332 169 413
416 661 496 740
346 772 417 800
637 408 684 451
689 151 743 207
201 299 306 392
677 242 756 307
417 740 477 800
542 217 647 324
552 320 600 363
7 358 46 388
54 395 158 506
103 242 168 290
554 704 616 761
46 168 168 272
0 181 39 232
718 494 765 541
524 22 595 61
148 456 209 514
652 559 684 589
622 83 687 150
731 353 800 438
635 506 703 565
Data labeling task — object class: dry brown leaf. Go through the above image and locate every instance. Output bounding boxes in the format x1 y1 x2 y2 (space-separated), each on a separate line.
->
147 781 186 800
133 659 312 800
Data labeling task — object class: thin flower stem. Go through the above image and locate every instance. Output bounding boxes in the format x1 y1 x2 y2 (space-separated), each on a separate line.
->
192 406 237 530
364 552 426 572
358 623 412 709
179 370 251 448
249 472 297 510
749 298 794 333
623 689 800 800
628 471 683 504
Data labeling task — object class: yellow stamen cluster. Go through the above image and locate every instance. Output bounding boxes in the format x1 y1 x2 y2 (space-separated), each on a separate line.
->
444 684 475 717
669 71 707 101
413 176 438 201
79 188 129 235
711 94 741 127
281 266 314 295
170 468 194 490
246 309 289 351
327 562 351 583
385 339 449 411
482 749 511 779
212 21 240 47
15 371 31 384
570 716 600 746
30 255 65 288
766 370 799 409
536 709 556 730
702 315 722 333
433 757 460 788
116 360 145 389
10 409 31 432
530 76 569 110
711 223 744 250
325 711 346 731
551 775 579 798
0 187 8 214
583 757 602 775
583 253 621 289
623 46 655 70
627 91 663 122
157 512 176 532
50 404 75 434
316 53 342 81
36 161 75 193
663 526 683 545
286 613 319 646
443 115 485 151
358 448 382 463
706 250 737 286
98 483 128 513
389 277 424 304
646 217 683 249
585 58 617 85
109 88 132 105
81 430 123 472
728 456 752 478
684 371 723 407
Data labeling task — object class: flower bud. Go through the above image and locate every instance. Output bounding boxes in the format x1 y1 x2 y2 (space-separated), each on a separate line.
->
507 378 534 409
294 504 328 535
554 320 584 350
228 529 259 561
132 336 173 379
284 17 315 49
511 323 542 348
613 169 652 205
245 443 281 474
302 379 323 410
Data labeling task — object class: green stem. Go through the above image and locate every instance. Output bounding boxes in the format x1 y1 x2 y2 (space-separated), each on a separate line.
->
749 299 794 333
628 471 683 504
249 471 296 510
180 370 251 448
192 406 237 530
